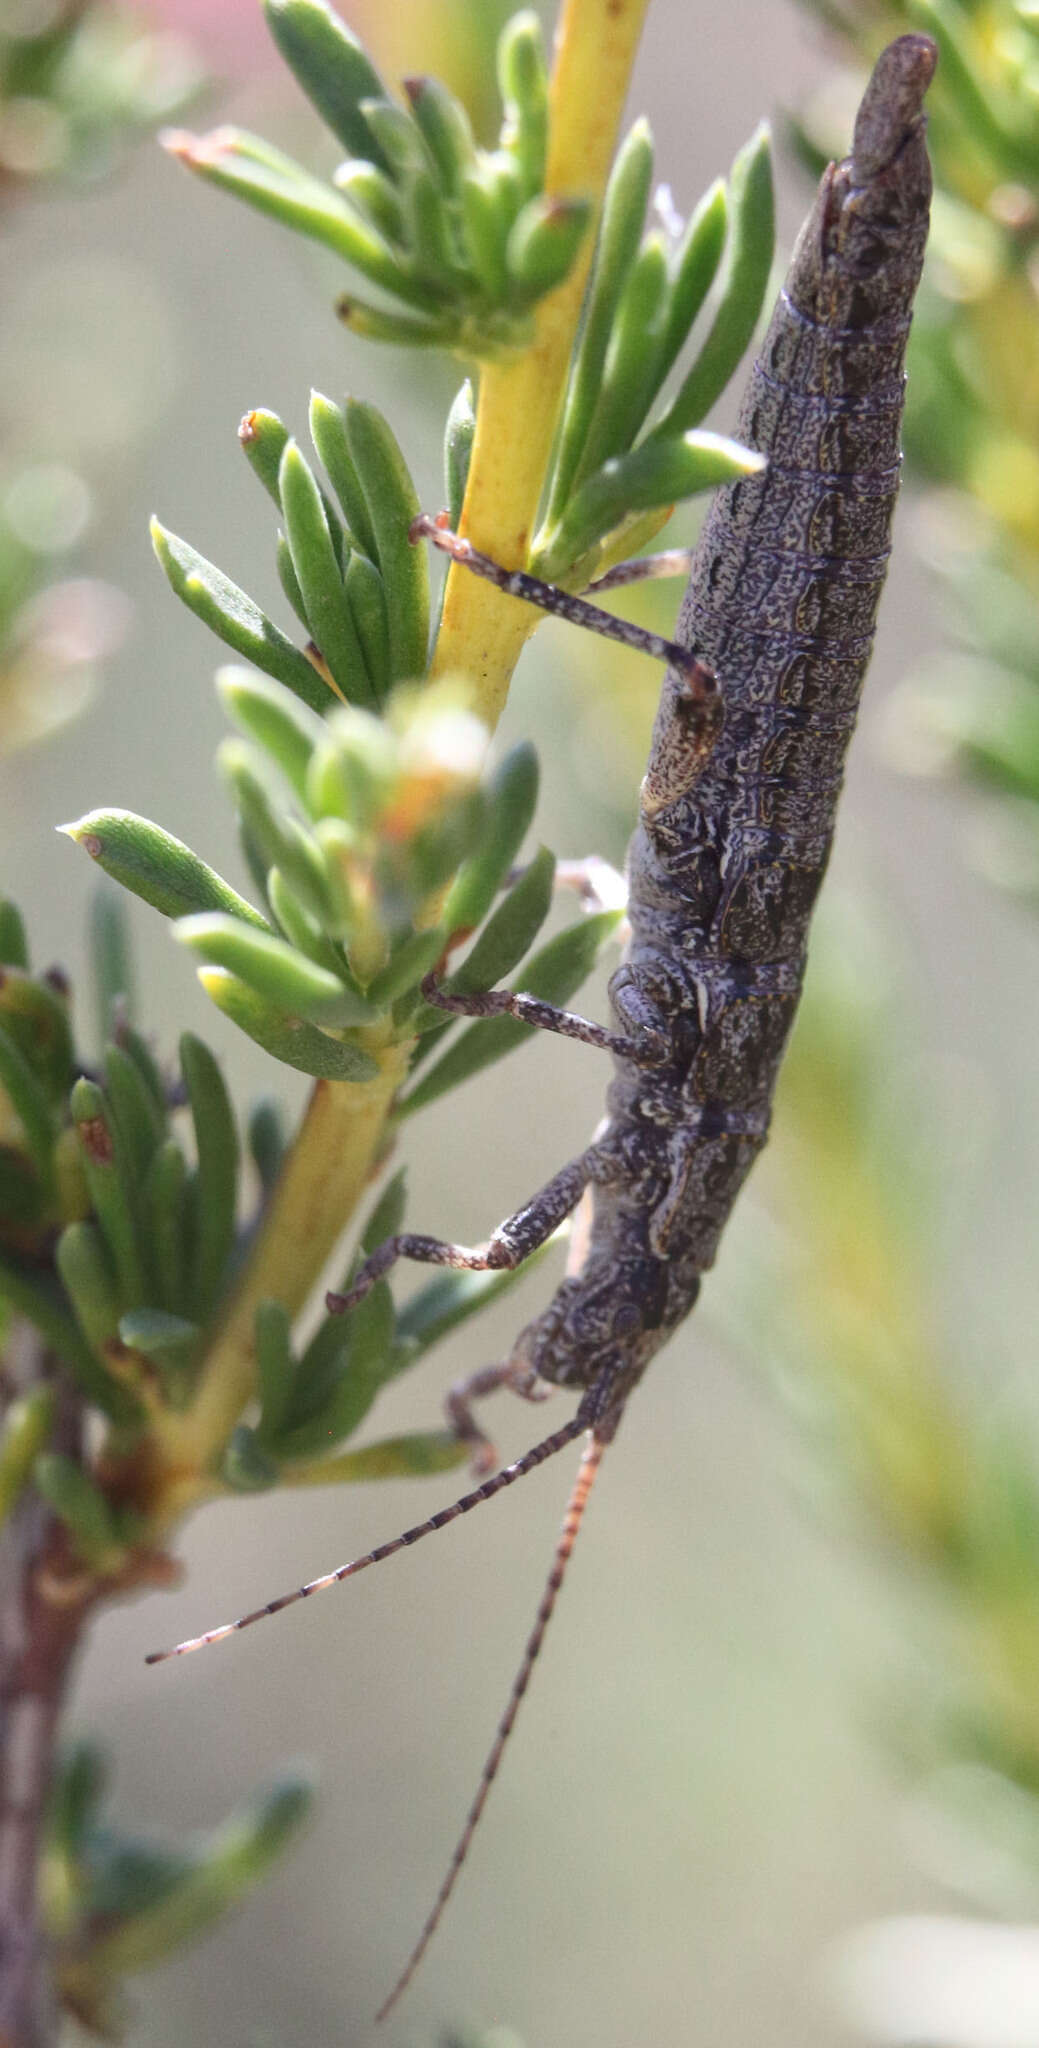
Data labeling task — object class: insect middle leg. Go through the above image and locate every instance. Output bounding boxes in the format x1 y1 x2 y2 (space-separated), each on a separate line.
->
326 1145 607 1319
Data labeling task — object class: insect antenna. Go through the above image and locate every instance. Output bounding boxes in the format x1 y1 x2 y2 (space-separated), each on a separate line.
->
376 1432 605 2024
144 1411 587 1664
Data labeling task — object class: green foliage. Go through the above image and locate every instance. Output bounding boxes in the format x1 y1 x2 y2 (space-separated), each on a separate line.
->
535 119 773 584
163 1 586 361
42 1748 312 2030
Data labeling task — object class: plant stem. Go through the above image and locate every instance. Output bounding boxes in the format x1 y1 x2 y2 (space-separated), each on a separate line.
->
148 1043 409 1512
431 0 652 729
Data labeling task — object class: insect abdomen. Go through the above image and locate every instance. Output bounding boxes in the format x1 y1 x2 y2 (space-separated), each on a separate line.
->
530 36 936 1398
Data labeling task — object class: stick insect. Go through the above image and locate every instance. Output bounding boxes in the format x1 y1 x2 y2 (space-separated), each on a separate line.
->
149 36 936 2018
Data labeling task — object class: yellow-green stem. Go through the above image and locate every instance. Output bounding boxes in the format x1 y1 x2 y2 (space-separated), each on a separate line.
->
432 0 652 728
147 1044 408 1517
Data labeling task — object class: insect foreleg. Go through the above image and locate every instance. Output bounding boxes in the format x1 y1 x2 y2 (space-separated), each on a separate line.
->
410 512 716 692
326 1146 607 1318
420 973 666 1067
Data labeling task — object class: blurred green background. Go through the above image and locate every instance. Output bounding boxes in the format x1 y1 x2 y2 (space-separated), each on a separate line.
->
3 2 1038 2043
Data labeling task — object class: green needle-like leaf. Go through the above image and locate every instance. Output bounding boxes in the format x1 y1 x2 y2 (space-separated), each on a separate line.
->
145 1139 189 1317
649 122 774 440
151 520 335 714
218 741 338 928
343 551 390 702
505 195 590 304
444 380 476 529
164 128 430 305
71 1079 149 1311
404 75 476 195
498 9 548 198
545 431 764 578
103 1045 164 1191
0 1024 56 1189
394 1252 550 1361
254 1298 296 1446
180 1033 239 1324
450 845 555 993
119 1310 199 1384
86 1774 314 1975
333 161 404 244
343 402 429 685
276 533 310 627
197 968 378 1082
359 96 436 183
308 392 378 562
239 409 345 568
54 1223 142 1420
267 870 343 973
0 1246 128 1418
222 1425 280 1490
263 0 392 165
657 176 727 386
544 118 655 532
577 234 670 478
0 1388 55 1525
400 907 623 1115
459 170 509 299
61 810 270 928
33 1453 123 1570
0 902 29 971
442 742 539 939
238 406 291 508
335 296 457 348
361 1166 407 1253
279 440 375 708
287 1430 466 1485
366 926 446 1008
0 971 73 1103
217 668 326 806
172 909 379 1032
403 168 468 289
248 1100 287 1197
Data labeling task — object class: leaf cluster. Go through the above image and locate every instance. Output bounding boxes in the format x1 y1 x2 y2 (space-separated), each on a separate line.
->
43 1744 312 2032
165 2 579 358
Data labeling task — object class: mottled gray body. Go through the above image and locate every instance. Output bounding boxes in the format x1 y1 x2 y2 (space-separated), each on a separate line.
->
508 35 935 1430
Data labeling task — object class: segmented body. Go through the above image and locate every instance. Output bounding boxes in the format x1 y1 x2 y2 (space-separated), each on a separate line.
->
514 36 935 1428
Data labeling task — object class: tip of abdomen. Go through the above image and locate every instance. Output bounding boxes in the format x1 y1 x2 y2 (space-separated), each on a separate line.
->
851 34 938 181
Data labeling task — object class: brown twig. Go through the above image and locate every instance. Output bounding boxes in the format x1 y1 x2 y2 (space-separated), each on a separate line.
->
0 1325 93 2048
